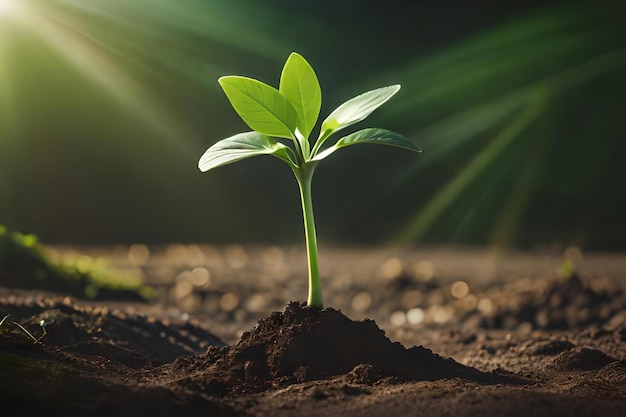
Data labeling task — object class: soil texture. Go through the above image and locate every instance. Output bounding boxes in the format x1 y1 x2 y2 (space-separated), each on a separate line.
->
1 244 626 416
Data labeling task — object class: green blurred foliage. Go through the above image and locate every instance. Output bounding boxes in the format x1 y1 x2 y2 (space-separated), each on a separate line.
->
0 225 152 299
0 0 625 250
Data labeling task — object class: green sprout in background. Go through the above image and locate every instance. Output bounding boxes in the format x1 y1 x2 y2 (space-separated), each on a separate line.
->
198 52 420 308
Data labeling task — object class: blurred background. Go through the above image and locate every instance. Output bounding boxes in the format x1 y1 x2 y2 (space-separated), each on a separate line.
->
1 0 625 251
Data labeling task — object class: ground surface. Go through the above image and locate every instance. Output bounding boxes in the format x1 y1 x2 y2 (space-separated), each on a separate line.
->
1 244 626 416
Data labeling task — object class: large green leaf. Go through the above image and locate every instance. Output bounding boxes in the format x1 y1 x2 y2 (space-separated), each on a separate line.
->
279 52 322 143
198 131 297 172
218 76 298 139
311 128 421 161
314 85 401 153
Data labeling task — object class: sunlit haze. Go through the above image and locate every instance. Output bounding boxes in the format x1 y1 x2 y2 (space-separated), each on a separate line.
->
0 0 17 16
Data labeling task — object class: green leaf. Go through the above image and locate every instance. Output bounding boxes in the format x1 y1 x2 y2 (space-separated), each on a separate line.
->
279 52 322 142
218 76 298 139
311 128 421 161
198 131 297 172
314 85 401 153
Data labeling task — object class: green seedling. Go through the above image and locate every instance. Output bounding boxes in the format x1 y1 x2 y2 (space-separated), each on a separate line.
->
198 52 420 308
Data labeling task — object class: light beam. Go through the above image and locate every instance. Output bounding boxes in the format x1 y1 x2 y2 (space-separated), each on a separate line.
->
0 0 18 17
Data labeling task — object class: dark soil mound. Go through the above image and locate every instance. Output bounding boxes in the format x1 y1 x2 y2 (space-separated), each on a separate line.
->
481 273 624 330
166 302 513 395
0 294 225 364
551 347 617 371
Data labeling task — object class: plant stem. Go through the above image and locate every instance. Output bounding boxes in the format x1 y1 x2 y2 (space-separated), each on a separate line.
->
295 164 323 308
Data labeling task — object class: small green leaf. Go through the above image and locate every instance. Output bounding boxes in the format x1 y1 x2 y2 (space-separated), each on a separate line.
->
219 76 298 139
280 52 322 143
311 128 421 161
198 131 297 172
314 85 401 153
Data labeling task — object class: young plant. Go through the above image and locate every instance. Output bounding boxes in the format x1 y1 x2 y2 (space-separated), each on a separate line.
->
198 52 420 308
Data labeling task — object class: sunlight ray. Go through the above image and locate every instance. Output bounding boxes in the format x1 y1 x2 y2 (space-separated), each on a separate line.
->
57 0 289 55
0 22 19 225
0 24 19 138
488 117 554 248
391 94 547 245
391 47 626 192
12 2 192 148
0 0 297 152
51 0 290 87
0 0 18 16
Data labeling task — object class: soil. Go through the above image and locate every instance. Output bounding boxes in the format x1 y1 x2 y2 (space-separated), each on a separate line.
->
1 244 626 416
